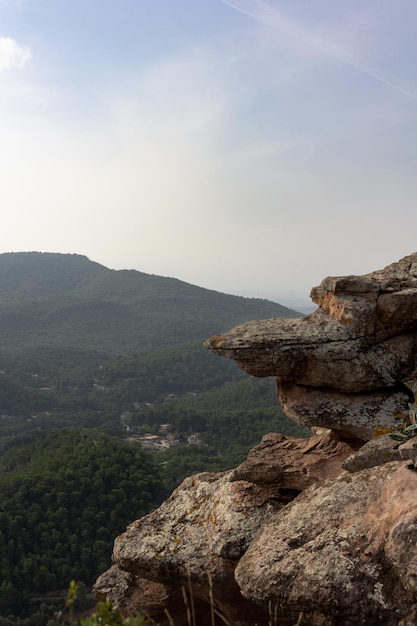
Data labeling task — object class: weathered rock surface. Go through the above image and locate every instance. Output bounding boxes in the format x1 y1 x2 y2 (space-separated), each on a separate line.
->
95 430 355 624
235 461 417 625
95 469 294 625
205 253 417 440
96 435 417 625
342 434 417 472
94 566 217 626
229 430 361 489
95 255 417 625
342 434 403 471
277 382 410 440
94 566 183 622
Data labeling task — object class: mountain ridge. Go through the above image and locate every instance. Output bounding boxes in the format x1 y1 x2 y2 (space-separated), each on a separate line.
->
0 252 302 354
0 251 298 306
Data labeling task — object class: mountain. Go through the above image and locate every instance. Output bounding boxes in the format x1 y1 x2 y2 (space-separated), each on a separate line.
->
0 253 309 619
0 251 305 452
0 252 301 354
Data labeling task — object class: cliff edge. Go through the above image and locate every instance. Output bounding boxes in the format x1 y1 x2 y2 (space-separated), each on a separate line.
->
95 253 417 625
207 252 417 441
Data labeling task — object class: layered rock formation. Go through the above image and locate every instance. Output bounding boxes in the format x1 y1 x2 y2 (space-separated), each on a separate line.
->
95 254 417 625
234 460 417 625
96 434 417 625
206 253 417 440
95 432 362 625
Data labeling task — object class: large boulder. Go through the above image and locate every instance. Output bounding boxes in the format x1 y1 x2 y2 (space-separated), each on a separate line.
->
205 253 417 440
95 431 358 625
95 437 417 625
229 430 360 489
235 461 417 625
96 470 291 625
95 254 417 625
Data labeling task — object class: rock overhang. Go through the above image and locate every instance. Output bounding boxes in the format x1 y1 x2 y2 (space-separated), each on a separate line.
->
205 253 417 440
94 254 417 625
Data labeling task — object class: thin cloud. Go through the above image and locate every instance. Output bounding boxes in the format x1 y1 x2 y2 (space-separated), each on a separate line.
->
218 0 417 100
0 37 30 72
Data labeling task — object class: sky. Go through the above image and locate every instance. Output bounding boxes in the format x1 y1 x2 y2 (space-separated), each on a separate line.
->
1 0 417 306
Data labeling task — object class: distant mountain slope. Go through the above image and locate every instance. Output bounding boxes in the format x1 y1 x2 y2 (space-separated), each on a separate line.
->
0 252 302 354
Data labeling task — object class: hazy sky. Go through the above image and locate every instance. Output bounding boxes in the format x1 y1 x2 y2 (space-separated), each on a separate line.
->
1 0 417 303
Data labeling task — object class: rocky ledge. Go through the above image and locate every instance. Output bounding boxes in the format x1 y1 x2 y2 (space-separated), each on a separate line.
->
206 252 417 440
95 254 417 625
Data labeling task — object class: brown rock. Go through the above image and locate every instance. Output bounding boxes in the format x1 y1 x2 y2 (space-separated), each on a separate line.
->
205 253 417 439
96 437 417 625
94 566 184 624
95 254 417 624
230 431 360 489
235 462 417 625
342 434 417 473
342 435 402 472
399 435 417 461
105 470 292 625
278 383 410 441
311 253 417 338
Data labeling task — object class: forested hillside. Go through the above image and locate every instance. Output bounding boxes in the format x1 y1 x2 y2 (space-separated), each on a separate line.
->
0 252 309 624
0 252 300 353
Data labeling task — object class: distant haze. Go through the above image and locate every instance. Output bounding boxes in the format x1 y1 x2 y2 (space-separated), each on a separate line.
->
0 1 416 296
234 288 314 312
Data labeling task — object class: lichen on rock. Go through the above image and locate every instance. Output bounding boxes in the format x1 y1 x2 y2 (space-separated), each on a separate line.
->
205 253 417 440
95 254 417 625
235 462 417 625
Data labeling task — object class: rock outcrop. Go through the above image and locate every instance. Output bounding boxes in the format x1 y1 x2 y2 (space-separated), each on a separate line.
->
95 431 361 625
95 434 417 625
229 430 361 488
235 461 417 625
95 254 417 625
206 253 417 440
